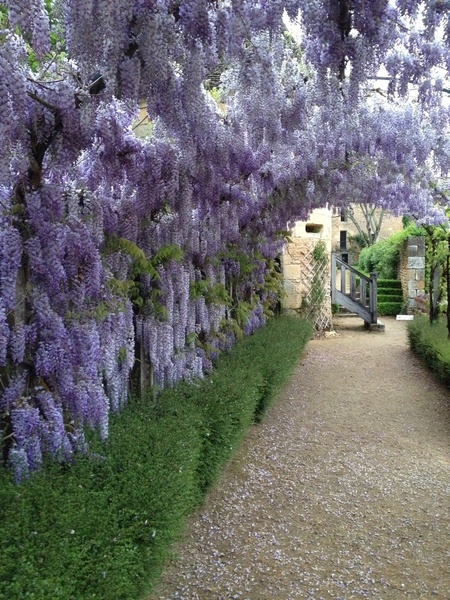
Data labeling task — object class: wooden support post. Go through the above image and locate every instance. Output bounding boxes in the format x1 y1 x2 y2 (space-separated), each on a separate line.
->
360 279 366 306
369 272 378 323
340 263 346 294
331 254 336 302
350 271 356 300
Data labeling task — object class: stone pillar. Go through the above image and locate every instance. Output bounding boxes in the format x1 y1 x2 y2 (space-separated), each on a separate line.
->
399 236 426 312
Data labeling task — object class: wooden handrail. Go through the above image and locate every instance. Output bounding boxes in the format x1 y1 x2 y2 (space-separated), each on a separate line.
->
331 254 378 324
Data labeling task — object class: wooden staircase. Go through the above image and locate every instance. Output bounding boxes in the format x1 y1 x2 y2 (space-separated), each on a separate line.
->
331 254 382 329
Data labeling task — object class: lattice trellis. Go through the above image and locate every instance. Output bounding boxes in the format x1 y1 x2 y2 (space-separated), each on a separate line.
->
299 243 332 332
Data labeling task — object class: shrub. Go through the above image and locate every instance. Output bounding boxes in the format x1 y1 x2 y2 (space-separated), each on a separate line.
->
376 279 405 316
407 315 450 384
378 301 404 316
358 238 400 279
356 226 424 280
0 315 312 600
377 279 402 289
378 293 402 302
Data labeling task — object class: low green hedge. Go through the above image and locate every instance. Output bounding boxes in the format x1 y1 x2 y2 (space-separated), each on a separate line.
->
0 315 312 600
378 301 404 316
407 315 450 384
378 294 403 304
377 289 403 299
378 279 402 289
377 279 405 315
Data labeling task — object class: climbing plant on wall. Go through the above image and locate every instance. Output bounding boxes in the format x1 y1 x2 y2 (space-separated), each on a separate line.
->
300 241 331 332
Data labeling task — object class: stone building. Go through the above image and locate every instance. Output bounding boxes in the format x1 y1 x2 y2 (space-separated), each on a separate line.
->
282 205 404 327
331 205 404 265
282 207 333 329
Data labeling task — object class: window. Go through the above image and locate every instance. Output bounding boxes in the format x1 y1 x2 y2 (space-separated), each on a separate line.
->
340 208 347 222
340 230 347 249
306 223 323 234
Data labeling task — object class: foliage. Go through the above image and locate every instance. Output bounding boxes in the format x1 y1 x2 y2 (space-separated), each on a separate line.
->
377 279 402 289
420 215 450 328
105 237 184 310
309 241 329 327
408 315 450 384
312 240 327 262
377 279 405 316
357 241 391 278
0 315 311 599
377 301 404 316
356 226 424 279
299 241 330 330
190 280 230 306
349 232 370 250
345 203 385 247
2 0 450 475
378 290 403 299
331 302 340 315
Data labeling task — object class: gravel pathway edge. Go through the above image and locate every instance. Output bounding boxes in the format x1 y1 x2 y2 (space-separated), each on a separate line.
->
149 316 450 600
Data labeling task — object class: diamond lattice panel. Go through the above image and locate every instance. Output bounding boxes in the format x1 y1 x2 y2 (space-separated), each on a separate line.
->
299 245 332 332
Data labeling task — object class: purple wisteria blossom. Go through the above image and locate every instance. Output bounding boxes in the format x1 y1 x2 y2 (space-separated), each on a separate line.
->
2 0 450 477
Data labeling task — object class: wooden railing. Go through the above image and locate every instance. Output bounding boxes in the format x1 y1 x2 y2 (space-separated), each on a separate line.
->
331 254 378 325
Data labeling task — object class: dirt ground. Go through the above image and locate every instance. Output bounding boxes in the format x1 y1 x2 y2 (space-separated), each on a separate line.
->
149 316 450 600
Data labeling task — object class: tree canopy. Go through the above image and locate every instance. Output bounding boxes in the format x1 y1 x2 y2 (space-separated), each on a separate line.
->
1 0 450 479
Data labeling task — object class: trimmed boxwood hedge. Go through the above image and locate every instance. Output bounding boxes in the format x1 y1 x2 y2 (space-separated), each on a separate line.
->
377 279 402 289
378 289 403 298
407 315 450 385
0 315 312 600
377 279 404 316
378 301 404 315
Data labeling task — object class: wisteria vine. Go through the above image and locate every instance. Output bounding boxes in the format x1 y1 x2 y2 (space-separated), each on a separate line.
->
1 0 450 480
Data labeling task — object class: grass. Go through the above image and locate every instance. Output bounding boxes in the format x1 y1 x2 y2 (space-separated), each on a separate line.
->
0 315 312 600
407 315 450 385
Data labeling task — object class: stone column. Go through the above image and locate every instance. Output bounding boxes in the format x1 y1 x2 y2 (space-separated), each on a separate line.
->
399 236 426 312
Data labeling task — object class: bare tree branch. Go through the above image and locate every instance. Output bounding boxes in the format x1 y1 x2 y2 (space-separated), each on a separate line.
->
346 203 384 246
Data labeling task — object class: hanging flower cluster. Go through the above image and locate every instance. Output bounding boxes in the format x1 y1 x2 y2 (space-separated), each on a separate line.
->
1 0 450 480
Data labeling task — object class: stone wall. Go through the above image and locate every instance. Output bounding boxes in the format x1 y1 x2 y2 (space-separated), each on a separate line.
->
332 206 403 265
283 238 327 309
398 236 426 312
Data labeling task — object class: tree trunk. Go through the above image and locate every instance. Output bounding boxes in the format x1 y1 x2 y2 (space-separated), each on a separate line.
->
346 203 384 247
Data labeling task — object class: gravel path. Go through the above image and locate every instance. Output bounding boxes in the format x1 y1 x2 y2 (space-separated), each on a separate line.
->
149 316 450 600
